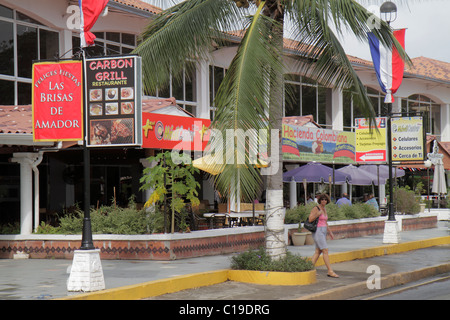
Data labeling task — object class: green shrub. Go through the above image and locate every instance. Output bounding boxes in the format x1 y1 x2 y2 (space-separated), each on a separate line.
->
393 187 420 214
230 247 314 272
37 198 165 235
0 222 20 234
286 200 381 225
285 202 317 224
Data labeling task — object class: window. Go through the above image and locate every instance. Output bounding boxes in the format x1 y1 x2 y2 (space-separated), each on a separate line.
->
283 74 327 127
209 65 226 120
73 32 136 57
150 61 198 115
343 87 386 131
0 5 60 105
402 94 440 138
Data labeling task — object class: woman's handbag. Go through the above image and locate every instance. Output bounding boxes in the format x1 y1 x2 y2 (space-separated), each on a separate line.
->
303 216 318 232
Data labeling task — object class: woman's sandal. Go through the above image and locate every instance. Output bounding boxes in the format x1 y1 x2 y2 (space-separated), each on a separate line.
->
327 272 339 278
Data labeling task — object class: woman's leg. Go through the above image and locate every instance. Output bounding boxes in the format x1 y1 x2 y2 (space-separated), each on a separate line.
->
311 247 322 266
322 249 339 277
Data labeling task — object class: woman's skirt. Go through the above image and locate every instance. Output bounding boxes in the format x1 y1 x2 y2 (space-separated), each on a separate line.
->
313 226 328 250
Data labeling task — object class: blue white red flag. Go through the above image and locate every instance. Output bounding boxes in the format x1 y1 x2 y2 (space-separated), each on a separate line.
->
368 29 406 103
79 0 109 48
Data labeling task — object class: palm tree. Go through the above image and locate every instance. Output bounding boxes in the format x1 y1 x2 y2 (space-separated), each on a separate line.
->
134 0 408 260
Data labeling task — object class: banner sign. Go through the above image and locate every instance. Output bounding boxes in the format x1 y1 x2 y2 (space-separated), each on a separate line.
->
391 116 425 162
32 60 83 141
282 124 355 163
84 55 142 147
142 113 210 151
355 117 387 162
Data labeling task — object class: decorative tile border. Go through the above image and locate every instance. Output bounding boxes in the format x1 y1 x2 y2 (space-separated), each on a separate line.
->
0 215 438 260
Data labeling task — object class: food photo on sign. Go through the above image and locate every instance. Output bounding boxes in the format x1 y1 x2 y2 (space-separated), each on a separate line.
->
84 55 142 147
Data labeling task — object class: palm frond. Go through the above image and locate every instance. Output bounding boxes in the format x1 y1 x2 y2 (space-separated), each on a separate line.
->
287 0 410 125
133 0 242 94
208 2 284 202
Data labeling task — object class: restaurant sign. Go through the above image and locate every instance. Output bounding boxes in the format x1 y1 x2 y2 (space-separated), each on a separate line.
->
142 113 210 151
32 60 83 141
355 117 387 162
84 55 142 147
282 124 356 163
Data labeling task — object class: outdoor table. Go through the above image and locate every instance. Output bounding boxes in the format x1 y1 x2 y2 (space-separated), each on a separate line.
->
203 211 266 228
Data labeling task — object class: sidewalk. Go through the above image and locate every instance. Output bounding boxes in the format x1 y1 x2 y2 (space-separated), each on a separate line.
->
0 222 448 300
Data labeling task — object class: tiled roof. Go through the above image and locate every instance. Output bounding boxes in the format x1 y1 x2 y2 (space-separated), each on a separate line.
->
0 98 189 134
0 105 33 134
406 56 450 82
112 0 161 14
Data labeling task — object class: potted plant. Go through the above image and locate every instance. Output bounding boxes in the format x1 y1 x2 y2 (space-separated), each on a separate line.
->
291 229 311 246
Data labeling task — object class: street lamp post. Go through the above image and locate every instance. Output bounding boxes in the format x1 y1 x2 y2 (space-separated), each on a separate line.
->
380 1 401 243
424 159 432 213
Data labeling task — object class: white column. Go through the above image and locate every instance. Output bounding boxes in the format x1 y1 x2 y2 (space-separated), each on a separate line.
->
440 103 450 141
392 96 402 114
289 179 297 209
10 153 40 235
196 60 210 119
331 88 343 131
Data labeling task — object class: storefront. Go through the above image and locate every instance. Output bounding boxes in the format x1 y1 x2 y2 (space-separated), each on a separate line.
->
1 0 450 234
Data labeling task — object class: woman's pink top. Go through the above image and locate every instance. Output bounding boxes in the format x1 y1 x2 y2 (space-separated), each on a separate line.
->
317 208 328 227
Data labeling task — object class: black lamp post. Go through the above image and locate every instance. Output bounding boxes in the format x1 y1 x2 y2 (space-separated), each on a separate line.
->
380 1 397 221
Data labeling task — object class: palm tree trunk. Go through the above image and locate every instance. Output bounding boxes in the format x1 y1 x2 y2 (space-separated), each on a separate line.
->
264 0 286 260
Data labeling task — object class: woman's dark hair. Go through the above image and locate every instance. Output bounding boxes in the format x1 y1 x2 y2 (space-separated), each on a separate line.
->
318 193 330 204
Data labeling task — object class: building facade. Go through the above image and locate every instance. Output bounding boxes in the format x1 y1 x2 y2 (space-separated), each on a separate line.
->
1 0 449 234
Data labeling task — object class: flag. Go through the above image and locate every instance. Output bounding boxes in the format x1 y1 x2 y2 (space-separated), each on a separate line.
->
79 0 109 48
368 29 406 103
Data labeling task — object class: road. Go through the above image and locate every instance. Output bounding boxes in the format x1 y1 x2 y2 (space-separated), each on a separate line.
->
353 273 450 300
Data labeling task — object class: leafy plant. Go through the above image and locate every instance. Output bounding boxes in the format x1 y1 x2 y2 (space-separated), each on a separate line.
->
230 247 313 272
393 186 421 215
140 151 200 233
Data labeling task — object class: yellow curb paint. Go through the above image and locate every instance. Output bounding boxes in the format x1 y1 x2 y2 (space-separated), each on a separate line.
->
314 236 450 267
57 269 229 300
227 269 316 286
58 236 450 300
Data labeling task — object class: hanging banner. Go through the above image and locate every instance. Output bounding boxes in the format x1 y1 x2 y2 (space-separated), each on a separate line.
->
355 117 387 162
32 60 83 142
142 113 210 151
84 55 142 147
391 116 425 162
282 124 355 163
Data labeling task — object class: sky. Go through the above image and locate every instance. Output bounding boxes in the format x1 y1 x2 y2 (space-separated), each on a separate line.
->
143 0 450 64
340 0 450 63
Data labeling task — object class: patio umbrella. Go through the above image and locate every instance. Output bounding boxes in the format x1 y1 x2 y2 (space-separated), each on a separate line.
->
432 158 447 195
192 154 268 176
283 162 351 184
337 164 386 186
192 154 268 213
358 164 405 180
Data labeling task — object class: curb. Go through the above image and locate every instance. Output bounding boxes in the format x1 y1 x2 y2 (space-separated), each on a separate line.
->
297 262 450 300
314 236 450 267
57 236 450 300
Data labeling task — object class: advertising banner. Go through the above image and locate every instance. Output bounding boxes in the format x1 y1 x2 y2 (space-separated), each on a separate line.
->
32 60 83 141
391 116 425 162
84 55 142 147
355 117 387 162
282 124 355 163
142 113 210 151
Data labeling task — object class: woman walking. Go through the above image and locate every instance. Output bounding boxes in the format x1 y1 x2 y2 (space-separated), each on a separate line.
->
308 193 339 278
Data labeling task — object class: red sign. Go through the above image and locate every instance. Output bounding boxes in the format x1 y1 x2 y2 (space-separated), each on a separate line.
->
142 113 210 151
32 61 83 141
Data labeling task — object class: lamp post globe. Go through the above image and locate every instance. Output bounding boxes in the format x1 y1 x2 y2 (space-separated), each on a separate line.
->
380 1 398 24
